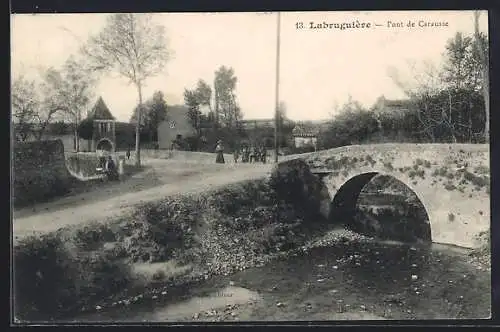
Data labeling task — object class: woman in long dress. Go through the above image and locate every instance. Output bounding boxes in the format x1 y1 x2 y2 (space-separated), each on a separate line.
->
215 140 225 164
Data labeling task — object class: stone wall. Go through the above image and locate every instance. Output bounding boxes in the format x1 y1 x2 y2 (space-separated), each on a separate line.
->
13 140 72 207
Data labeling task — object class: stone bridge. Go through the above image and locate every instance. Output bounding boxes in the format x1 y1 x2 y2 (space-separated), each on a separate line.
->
276 144 490 249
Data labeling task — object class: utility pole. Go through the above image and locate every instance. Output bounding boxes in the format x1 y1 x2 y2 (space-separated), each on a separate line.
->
274 11 281 163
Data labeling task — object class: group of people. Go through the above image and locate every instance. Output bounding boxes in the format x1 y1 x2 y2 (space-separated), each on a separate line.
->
97 155 119 181
214 140 268 164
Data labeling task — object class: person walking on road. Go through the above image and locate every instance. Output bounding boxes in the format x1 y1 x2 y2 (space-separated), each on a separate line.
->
233 148 240 164
215 140 225 164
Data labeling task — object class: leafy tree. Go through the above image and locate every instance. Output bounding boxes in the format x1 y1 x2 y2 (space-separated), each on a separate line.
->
214 66 242 128
77 118 94 141
473 11 489 141
130 91 168 142
195 79 213 112
183 88 203 137
83 13 171 166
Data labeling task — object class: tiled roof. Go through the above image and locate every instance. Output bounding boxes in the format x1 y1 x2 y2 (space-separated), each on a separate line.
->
292 123 320 137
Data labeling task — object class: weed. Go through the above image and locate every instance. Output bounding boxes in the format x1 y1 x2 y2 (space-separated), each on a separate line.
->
415 158 424 166
474 165 489 175
432 167 448 178
444 182 456 191
383 162 394 171
448 213 455 222
463 171 489 188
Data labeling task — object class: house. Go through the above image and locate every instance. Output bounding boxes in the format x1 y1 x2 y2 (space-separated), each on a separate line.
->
292 122 321 149
86 96 117 153
371 95 412 117
157 105 197 149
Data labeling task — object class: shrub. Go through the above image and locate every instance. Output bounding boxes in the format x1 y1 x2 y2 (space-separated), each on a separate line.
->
463 171 489 188
13 233 132 321
444 182 456 191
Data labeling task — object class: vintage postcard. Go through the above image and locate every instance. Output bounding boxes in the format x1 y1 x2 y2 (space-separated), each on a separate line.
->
11 10 490 323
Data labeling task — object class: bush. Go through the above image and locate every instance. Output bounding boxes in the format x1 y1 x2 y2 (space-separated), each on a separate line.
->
14 233 132 321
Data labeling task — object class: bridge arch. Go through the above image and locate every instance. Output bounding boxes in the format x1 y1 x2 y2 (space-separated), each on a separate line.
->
328 171 432 244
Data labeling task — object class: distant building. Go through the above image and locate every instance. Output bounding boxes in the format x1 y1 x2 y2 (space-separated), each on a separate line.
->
157 105 197 150
371 95 412 117
87 97 116 153
240 118 294 130
292 122 321 149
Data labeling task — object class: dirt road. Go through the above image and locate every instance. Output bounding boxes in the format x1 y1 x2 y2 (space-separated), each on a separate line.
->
13 160 273 240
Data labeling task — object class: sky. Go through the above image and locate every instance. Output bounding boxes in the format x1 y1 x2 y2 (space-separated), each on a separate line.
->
11 10 488 122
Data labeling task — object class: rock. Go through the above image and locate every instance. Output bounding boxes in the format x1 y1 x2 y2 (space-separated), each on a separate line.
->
95 305 102 310
411 275 418 281
360 305 366 310
276 302 285 308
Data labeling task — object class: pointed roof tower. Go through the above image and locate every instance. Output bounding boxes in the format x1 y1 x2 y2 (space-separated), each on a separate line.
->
88 97 115 120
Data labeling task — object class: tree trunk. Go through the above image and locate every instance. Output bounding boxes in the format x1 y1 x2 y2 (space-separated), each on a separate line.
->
474 11 489 142
135 83 143 167
74 116 80 152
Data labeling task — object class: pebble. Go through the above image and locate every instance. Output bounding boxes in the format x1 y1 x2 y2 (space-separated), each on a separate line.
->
333 265 339 270
95 305 102 310
161 291 167 295
411 275 418 281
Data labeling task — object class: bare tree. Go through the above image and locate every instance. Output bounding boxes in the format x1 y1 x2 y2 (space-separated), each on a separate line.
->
387 62 456 142
473 11 489 141
41 55 96 151
83 13 171 166
12 75 61 141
